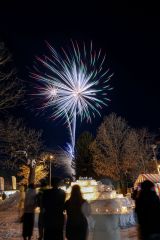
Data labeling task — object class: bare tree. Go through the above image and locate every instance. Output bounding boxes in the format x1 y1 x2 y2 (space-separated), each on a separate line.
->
135 128 155 174
90 113 154 190
0 117 44 184
0 42 23 110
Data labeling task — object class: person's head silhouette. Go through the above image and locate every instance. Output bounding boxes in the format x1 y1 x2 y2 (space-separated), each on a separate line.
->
51 177 61 188
70 184 83 203
141 180 154 192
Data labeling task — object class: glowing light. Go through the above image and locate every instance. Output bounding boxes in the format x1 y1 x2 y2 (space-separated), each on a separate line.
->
50 87 58 97
80 186 97 193
32 41 112 174
121 206 128 214
32 41 112 121
60 179 133 215
74 179 98 187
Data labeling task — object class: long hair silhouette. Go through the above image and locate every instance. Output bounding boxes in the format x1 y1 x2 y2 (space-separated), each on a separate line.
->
69 185 84 206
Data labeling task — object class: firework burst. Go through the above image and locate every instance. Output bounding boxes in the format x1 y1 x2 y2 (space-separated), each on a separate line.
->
31 41 113 175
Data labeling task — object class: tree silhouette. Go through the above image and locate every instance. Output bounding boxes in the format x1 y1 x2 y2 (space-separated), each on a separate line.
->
75 131 94 178
90 113 154 191
0 42 23 110
0 117 43 184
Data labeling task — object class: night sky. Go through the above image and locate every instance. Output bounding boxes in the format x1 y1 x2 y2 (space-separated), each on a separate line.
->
0 3 160 148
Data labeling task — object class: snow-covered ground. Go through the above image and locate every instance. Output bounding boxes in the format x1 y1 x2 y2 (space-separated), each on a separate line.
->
0 211 138 240
0 193 138 240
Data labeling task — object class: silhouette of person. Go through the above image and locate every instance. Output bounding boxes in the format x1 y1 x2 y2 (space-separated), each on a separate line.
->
22 183 36 240
36 179 48 240
135 180 160 240
42 177 66 240
64 184 91 240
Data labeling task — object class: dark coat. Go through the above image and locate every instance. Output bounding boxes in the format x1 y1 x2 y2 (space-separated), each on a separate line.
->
64 199 88 240
135 190 160 238
42 188 66 229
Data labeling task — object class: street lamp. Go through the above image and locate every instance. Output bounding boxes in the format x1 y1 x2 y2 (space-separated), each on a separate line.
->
49 154 54 188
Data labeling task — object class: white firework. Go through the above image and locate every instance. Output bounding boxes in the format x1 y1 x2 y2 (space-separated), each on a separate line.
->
32 41 113 175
